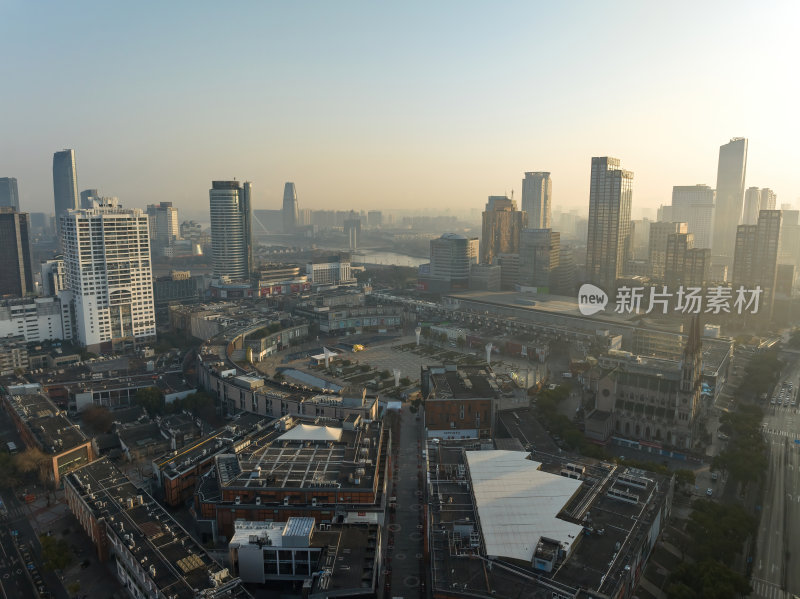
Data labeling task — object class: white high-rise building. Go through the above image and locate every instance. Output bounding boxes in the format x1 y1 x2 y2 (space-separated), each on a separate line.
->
60 198 155 351
146 201 180 255
711 137 748 262
671 185 715 248
521 172 552 229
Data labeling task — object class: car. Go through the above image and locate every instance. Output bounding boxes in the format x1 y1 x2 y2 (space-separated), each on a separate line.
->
706 488 713 496
711 472 719 481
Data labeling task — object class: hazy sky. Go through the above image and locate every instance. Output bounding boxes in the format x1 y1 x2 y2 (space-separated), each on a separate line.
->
2 1 799 219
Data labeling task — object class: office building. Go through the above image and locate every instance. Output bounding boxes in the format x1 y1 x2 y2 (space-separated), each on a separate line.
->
521 171 552 229
762 188 776 211
649 222 687 280
585 157 634 290
79 188 98 209
210 180 252 281
29 212 52 236
711 138 748 262
684 248 712 287
518 228 560 290
367 210 382 228
40 258 65 297
481 195 527 264
732 210 782 319
776 264 795 297
742 187 762 225
52 149 79 227
671 184 715 249
422 233 479 293
60 198 156 352
0 177 19 210
0 297 69 342
306 254 354 286
630 218 651 260
0 208 34 297
282 182 299 232
656 204 673 223
555 244 577 295
664 232 695 287
146 201 180 255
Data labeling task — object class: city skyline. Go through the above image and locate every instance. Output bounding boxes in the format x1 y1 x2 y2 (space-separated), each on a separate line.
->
1 2 798 216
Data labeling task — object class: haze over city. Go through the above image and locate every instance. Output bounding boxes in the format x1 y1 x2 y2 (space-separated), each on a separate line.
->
2 0 800 217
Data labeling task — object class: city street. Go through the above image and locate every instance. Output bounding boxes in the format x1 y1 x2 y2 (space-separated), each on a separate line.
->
752 358 800 599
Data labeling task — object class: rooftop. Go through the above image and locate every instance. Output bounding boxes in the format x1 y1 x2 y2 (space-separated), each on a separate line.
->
66 458 249 599
3 391 89 454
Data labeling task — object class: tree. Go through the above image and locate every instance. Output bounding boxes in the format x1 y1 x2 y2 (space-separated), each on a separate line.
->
135 386 165 416
788 330 800 349
81 405 113 434
674 469 696 487
380 370 392 380
39 535 73 571
15 447 52 487
666 560 751 599
685 499 755 565
399 377 411 386
0 453 22 489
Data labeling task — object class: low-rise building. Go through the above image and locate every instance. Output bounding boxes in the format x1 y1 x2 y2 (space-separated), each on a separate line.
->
229 518 381 597
64 457 250 598
0 335 29 375
420 364 516 440
194 416 390 542
2 384 93 486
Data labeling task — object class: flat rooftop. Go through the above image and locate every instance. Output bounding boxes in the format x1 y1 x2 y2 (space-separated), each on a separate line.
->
425 364 516 400
66 458 248 599
4 392 88 453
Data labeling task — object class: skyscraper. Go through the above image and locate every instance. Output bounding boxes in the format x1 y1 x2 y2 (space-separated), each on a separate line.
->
518 228 560 290
711 138 748 262
282 182 299 233
146 202 180 255
425 233 479 293
0 177 20 210
210 180 252 281
0 208 33 297
53 149 79 227
742 187 762 225
732 209 781 319
585 157 633 290
671 185 715 248
664 231 695 287
80 188 99 209
60 198 155 351
480 195 527 264
761 188 776 211
521 172 552 229
684 248 712 287
344 215 361 251
649 222 688 279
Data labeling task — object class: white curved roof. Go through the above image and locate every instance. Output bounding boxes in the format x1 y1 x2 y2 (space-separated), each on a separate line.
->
466 450 583 563
277 424 342 443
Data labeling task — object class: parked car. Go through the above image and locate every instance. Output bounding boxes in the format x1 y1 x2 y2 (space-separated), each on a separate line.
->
706 488 713 496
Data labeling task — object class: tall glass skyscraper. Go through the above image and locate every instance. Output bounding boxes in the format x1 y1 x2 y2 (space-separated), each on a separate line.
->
711 137 748 262
521 172 552 229
585 157 633 290
0 177 20 210
0 207 33 297
53 149 79 227
210 180 252 281
282 182 299 233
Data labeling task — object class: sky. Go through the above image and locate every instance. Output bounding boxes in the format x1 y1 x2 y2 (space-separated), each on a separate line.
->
2 1 799 220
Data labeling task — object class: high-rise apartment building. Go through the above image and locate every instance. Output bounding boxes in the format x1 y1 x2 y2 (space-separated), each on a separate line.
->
480 196 527 265
671 185 715 249
585 157 633 290
555 245 577 296
146 202 180 255
60 199 156 351
0 208 34 297
424 234 479 293
210 181 252 282
521 172 552 229
0 177 20 210
732 209 781 319
518 229 560 290
53 149 79 228
282 182 299 233
711 138 748 262
664 232 694 287
649 222 688 279
41 258 65 297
